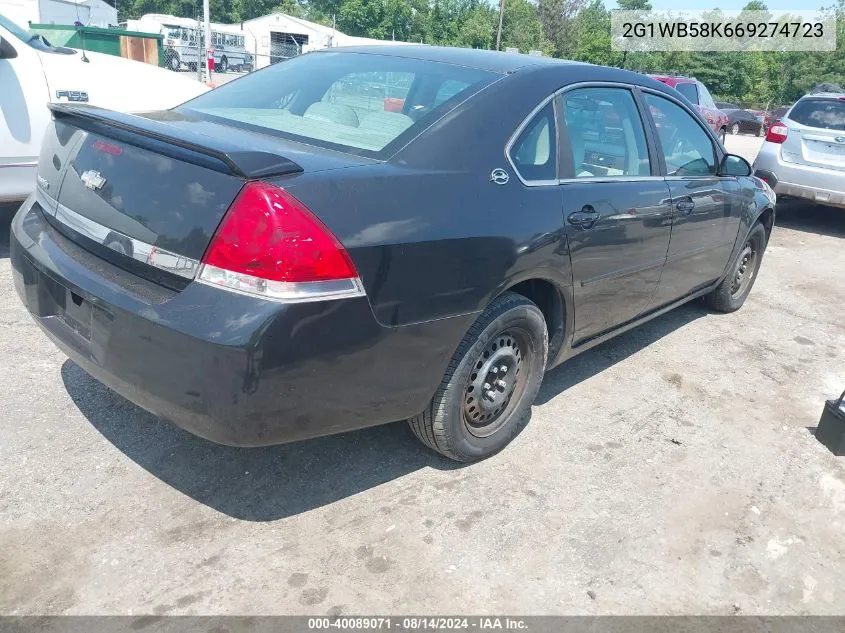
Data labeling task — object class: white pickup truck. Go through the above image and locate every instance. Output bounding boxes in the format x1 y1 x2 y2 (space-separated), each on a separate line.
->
0 14 208 203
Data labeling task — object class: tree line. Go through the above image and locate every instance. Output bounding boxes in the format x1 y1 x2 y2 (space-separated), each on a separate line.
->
117 0 845 108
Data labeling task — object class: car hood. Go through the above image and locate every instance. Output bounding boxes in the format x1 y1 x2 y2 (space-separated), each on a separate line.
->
38 48 209 112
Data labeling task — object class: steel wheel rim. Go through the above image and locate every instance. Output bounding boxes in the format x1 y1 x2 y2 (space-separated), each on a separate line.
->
730 240 757 297
462 328 530 438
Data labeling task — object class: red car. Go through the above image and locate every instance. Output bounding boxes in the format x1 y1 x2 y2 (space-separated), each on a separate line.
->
649 75 729 143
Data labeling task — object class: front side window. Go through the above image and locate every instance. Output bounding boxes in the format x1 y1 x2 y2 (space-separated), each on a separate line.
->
562 87 651 178
509 102 557 182
179 52 496 158
646 94 716 177
674 82 699 105
697 83 717 110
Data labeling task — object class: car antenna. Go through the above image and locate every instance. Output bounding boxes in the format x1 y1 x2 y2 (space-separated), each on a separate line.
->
73 1 90 62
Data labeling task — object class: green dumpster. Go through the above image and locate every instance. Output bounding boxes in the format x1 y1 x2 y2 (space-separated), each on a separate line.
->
28 24 164 67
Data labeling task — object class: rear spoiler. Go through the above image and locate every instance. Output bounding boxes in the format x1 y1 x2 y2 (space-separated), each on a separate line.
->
48 103 304 179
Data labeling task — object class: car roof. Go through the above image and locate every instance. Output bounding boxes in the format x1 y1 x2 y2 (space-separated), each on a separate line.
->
320 45 582 74
648 74 696 86
801 92 845 99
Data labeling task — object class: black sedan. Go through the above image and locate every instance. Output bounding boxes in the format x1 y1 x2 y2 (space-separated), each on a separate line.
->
11 46 776 462
725 108 766 136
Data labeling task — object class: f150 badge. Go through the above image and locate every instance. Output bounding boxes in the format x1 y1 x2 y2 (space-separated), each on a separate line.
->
56 90 89 102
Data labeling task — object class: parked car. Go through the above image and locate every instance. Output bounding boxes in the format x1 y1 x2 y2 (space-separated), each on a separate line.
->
725 108 766 136
11 47 776 461
0 13 208 203
649 74 729 143
754 93 845 209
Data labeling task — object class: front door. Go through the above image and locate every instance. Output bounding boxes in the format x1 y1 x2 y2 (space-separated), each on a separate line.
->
643 92 741 308
560 86 674 343
0 23 51 201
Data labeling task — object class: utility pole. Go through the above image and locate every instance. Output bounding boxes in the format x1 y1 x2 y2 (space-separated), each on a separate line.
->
203 0 212 82
495 0 505 51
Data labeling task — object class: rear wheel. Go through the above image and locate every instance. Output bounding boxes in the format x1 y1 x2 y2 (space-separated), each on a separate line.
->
219 56 228 73
758 125 766 137
166 50 180 71
408 292 548 462
702 222 767 312
718 128 726 144
731 122 740 135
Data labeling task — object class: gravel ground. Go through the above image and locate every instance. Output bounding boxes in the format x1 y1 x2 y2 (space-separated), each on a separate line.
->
1 135 844 615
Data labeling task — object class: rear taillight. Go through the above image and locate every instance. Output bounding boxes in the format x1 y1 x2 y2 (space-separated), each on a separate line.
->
199 181 364 303
766 122 788 144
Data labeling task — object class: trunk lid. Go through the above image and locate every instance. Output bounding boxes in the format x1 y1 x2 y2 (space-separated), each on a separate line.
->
41 106 373 287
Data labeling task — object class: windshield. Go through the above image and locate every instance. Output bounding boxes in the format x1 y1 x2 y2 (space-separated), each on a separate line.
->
788 98 845 131
0 12 69 52
164 25 182 39
178 51 498 159
0 12 33 42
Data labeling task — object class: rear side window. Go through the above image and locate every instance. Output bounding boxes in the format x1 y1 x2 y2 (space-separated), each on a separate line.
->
562 87 651 178
179 52 497 158
509 102 557 182
674 82 699 105
645 94 716 177
788 98 845 131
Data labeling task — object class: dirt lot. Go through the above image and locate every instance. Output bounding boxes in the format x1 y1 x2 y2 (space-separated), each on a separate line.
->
1 135 844 615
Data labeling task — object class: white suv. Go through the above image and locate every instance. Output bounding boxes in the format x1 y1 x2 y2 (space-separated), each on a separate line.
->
753 93 845 209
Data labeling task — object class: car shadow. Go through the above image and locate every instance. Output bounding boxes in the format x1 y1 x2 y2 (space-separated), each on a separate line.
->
536 302 708 405
0 202 19 259
62 301 707 521
61 360 464 522
775 199 845 239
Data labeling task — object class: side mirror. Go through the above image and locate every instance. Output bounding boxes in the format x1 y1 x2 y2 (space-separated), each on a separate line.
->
0 36 18 59
720 153 752 177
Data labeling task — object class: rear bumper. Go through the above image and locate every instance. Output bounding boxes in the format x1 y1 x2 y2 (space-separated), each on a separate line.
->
11 197 471 446
753 142 845 209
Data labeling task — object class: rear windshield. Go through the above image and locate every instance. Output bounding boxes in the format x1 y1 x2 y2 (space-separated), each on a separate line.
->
178 51 498 158
788 98 845 131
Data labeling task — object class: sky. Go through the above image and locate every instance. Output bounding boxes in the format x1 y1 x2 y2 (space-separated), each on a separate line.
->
606 0 827 9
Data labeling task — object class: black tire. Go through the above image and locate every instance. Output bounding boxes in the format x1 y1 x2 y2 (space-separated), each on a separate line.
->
166 50 180 71
702 222 767 313
758 125 766 137
718 128 727 144
408 292 548 462
731 123 740 135
219 56 228 73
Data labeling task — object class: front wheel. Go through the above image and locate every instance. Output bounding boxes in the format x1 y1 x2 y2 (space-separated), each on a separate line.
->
718 128 727 144
408 292 548 462
702 222 767 312
731 123 740 135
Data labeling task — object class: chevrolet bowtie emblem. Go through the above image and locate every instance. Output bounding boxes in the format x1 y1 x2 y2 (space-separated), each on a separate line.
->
81 170 106 191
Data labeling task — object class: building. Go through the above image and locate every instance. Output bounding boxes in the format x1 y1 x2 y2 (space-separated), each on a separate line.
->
242 13 405 69
1 0 117 29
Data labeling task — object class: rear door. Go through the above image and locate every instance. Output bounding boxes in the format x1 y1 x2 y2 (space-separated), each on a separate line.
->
642 91 741 306
781 97 845 173
558 85 673 343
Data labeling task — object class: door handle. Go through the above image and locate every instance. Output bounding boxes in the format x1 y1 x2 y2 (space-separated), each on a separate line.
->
675 197 695 214
568 207 600 229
